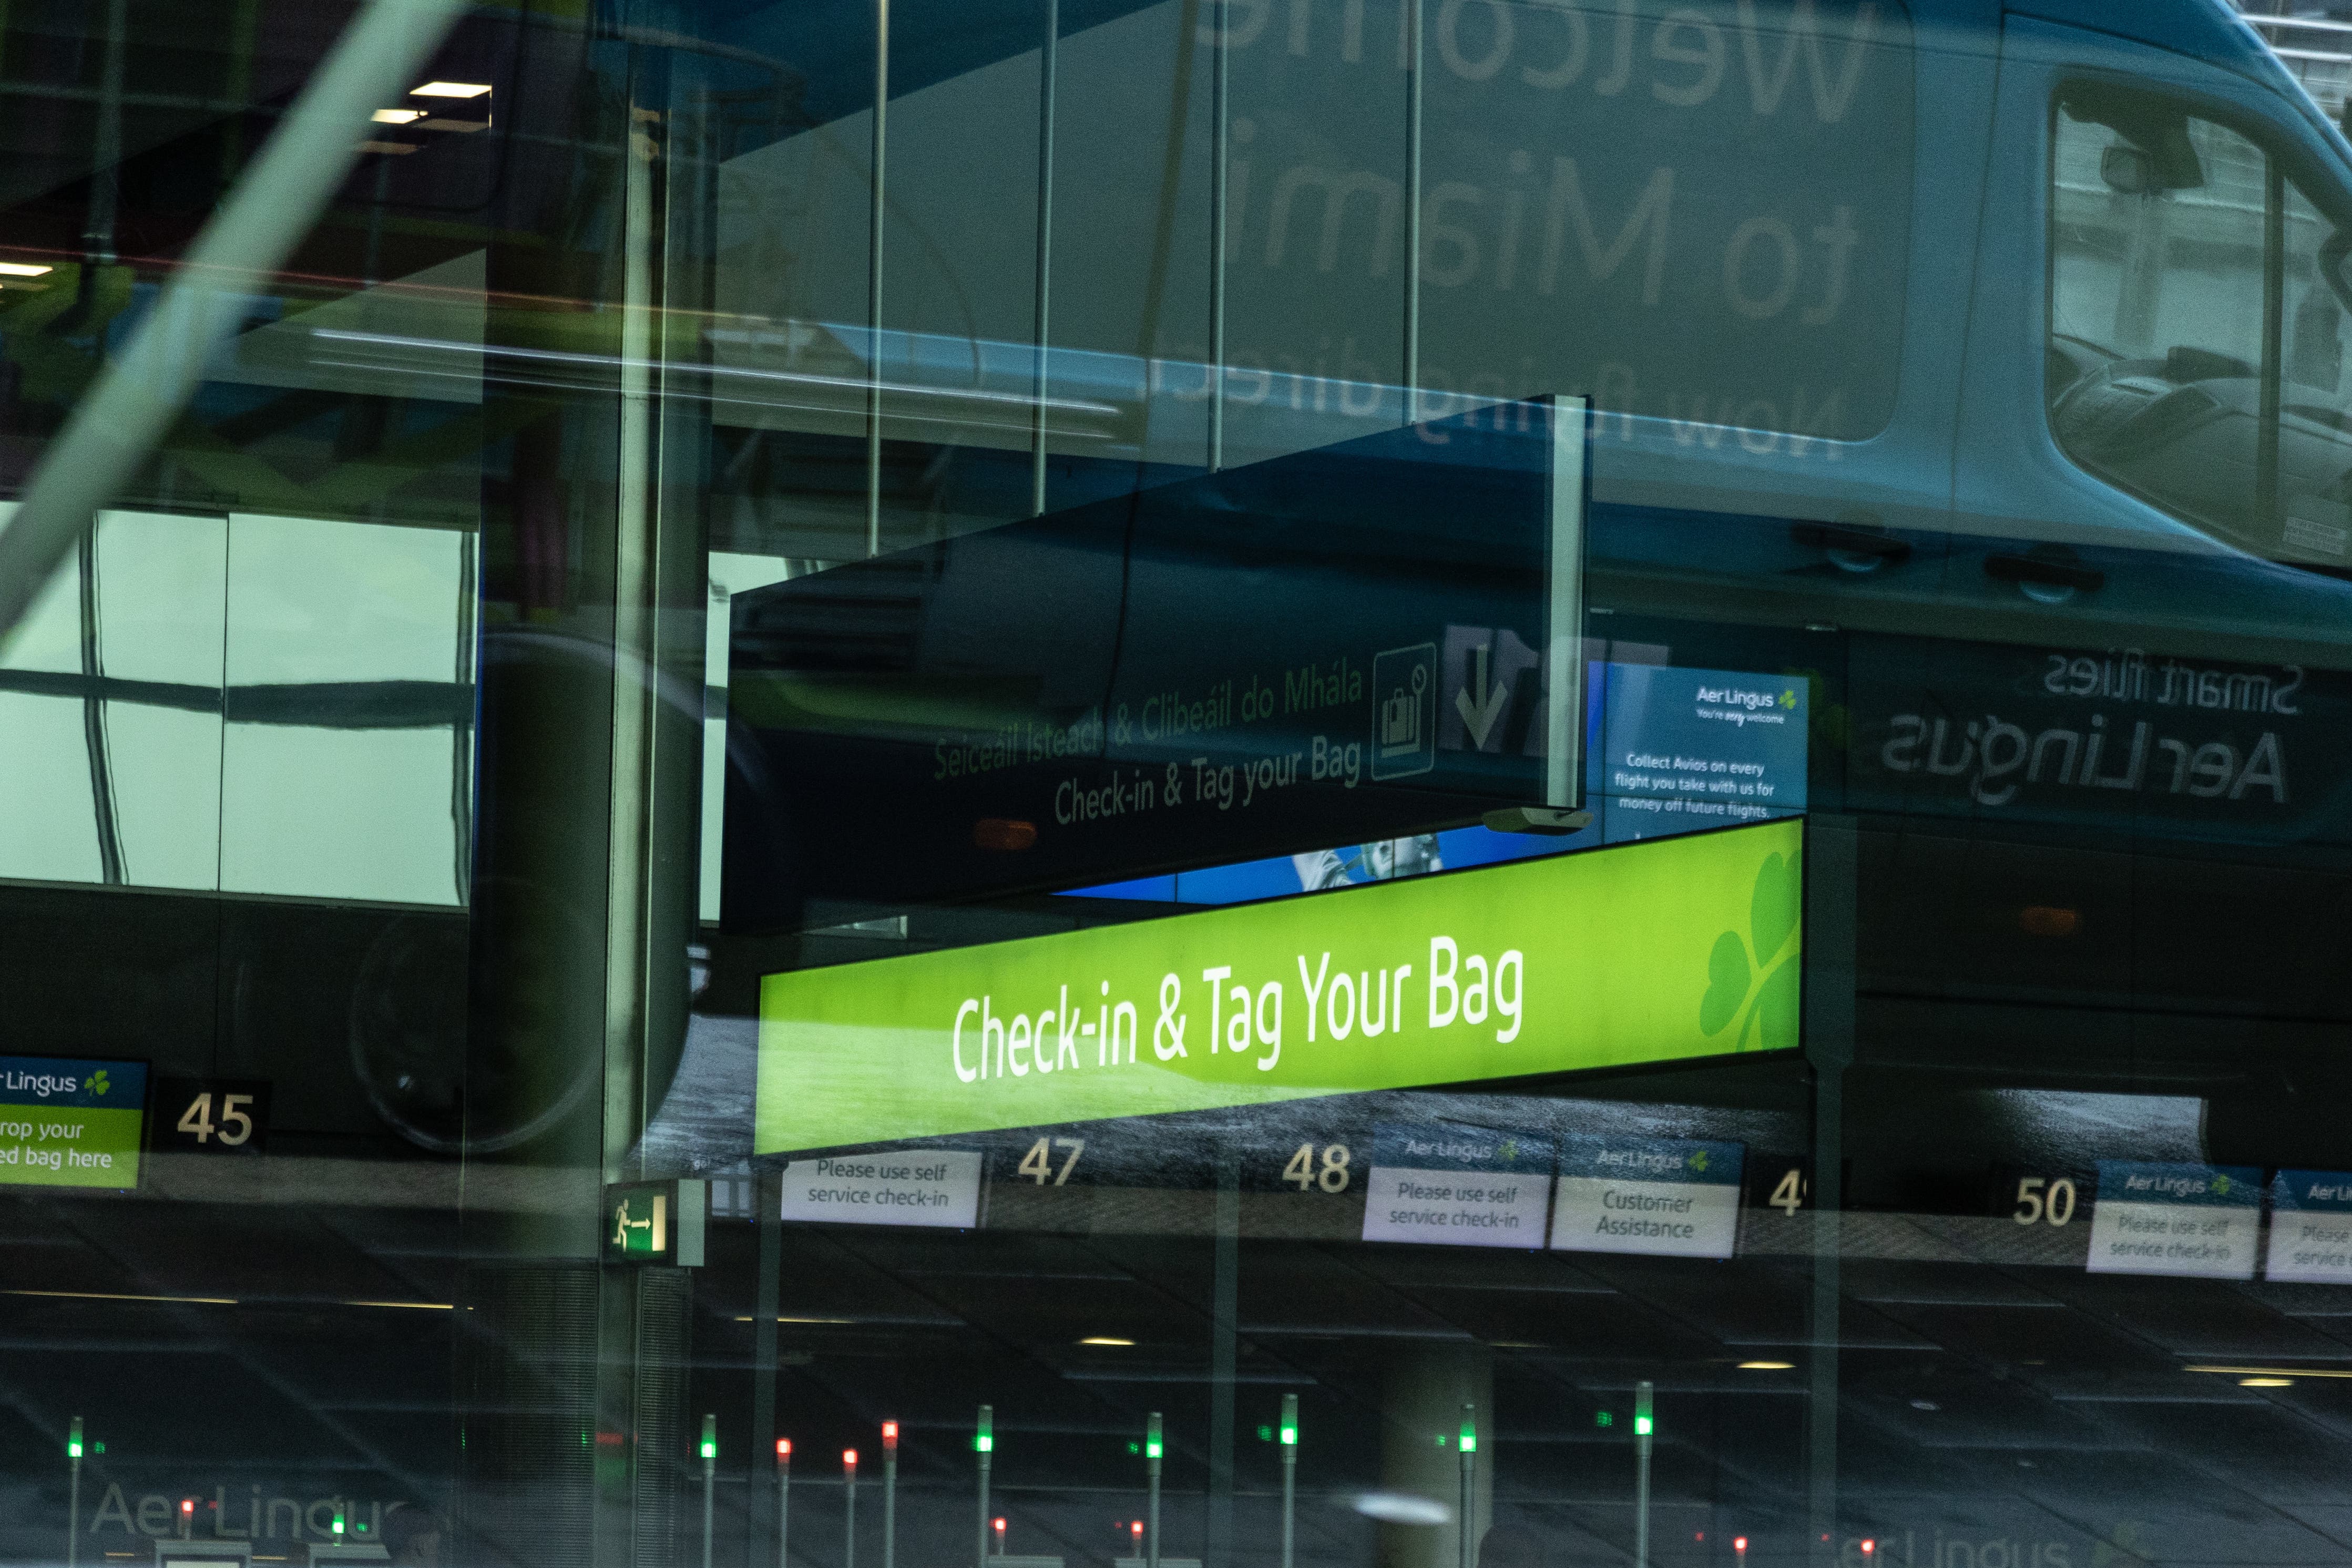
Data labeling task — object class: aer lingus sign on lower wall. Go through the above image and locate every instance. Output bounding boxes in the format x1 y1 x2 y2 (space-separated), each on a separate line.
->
754 818 1802 1156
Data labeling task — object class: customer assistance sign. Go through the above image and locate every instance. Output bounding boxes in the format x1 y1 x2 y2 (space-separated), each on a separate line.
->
755 818 1801 1155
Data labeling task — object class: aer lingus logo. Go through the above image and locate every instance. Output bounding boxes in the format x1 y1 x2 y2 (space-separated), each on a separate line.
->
1699 850 1800 1052
87 1070 110 1098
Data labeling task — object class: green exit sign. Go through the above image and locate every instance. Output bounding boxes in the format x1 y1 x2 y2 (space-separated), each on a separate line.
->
602 1179 707 1266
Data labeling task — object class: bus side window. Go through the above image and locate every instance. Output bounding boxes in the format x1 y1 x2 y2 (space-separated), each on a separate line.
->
2046 88 2352 567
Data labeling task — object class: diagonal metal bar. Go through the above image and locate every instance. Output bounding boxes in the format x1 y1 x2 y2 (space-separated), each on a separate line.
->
0 0 472 647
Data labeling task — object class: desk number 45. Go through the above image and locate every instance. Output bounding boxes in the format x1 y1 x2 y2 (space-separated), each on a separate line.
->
178 1092 255 1146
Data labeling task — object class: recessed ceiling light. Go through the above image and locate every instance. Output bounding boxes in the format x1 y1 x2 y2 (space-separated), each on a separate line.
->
1909 1399 1940 1411
2240 1376 2294 1388
0 262 53 276
371 108 423 124
1737 1360 1794 1371
1079 1336 1135 1347
413 80 492 98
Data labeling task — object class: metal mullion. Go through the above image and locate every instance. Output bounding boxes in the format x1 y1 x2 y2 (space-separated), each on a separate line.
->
866 0 891 556
2261 159 2285 534
1404 0 1423 420
1209 0 1228 470
1031 0 1058 513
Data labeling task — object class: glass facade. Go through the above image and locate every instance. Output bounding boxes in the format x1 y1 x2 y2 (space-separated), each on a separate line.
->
13 7 2352 1568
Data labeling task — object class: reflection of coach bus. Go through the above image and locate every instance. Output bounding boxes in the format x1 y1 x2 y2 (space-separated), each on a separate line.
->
10 0 2352 1559
705 0 2352 1149
12 0 2352 1158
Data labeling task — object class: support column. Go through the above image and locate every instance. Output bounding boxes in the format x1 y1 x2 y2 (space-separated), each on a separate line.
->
1378 1346 1494 1568
1207 1155 1240 1568
1803 815 1858 1568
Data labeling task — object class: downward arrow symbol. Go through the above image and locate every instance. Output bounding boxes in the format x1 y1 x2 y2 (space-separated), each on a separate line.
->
1455 642 1508 749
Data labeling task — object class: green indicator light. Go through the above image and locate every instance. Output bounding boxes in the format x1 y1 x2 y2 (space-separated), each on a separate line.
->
1257 1426 1273 1442
332 1511 345 1538
1281 1392 1297 1447
1633 1415 1653 1436
1634 1380 1654 1438
1459 1409 1477 1454
1594 1411 1614 1429
1127 1442 1140 1455
977 1404 994 1454
67 1417 83 1460
1146 1413 1163 1460
701 1414 719 1462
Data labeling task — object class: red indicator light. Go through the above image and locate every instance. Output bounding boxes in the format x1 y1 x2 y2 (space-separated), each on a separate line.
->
777 1439 792 1460
844 1449 858 1470
1863 1543 1877 1557
883 1421 898 1449
1735 1541 1749 1553
974 819 1039 853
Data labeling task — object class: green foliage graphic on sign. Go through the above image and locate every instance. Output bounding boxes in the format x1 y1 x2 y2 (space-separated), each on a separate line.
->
1699 847 1802 1052
755 819 1804 1155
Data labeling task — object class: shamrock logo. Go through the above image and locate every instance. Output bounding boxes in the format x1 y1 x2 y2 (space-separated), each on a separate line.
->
1779 689 1797 709
2213 1175 2231 1196
1499 1139 1519 1163
88 1070 110 1097
1688 1150 1710 1173
1700 850 1801 1051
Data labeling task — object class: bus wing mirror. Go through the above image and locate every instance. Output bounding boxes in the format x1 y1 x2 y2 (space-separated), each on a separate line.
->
2100 144 2156 196
2325 229 2352 316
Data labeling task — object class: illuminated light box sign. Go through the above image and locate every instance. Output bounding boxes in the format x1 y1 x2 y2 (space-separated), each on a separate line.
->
602 1178 707 1266
1361 1122 1554 1247
0 1055 148 1188
1599 664 1807 844
723 397 1586 923
779 1149 984 1228
1551 1136 1744 1258
754 818 1801 1156
2086 1161 2259 1279
2265 1171 2352 1283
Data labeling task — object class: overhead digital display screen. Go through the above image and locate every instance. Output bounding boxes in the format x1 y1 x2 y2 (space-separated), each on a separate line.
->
754 817 1801 1156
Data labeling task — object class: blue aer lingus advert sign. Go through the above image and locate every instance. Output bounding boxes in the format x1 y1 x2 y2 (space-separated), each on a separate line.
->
0 1056 149 1188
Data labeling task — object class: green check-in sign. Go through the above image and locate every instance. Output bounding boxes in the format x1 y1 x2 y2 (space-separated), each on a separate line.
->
755 819 1803 1155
